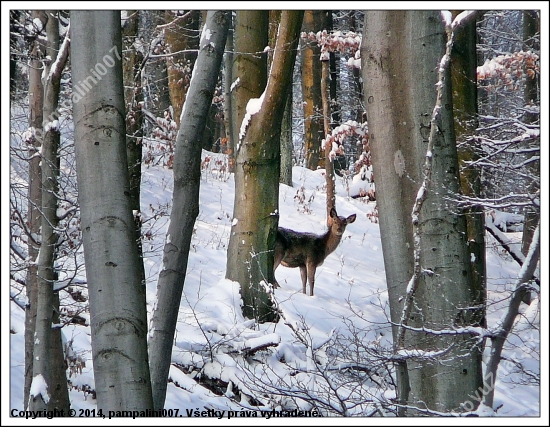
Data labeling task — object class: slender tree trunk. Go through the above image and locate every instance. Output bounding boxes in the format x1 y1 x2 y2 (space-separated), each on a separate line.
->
483 222 539 409
321 58 335 222
223 19 235 170
71 10 153 411
24 10 46 409
451 10 486 330
165 10 200 126
122 10 146 287
269 10 293 187
280 81 294 187
520 10 540 258
226 11 303 323
326 11 340 127
148 11 230 410
301 10 324 170
230 11 269 151
29 11 71 413
144 10 171 116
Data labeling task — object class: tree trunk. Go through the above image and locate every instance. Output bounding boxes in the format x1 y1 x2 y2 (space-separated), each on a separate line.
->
223 18 235 169
269 10 293 187
230 11 269 152
321 58 335 222
165 10 200 126
226 11 304 323
483 221 539 409
143 10 171 116
301 10 325 170
520 10 540 258
280 81 294 187
122 10 146 288
148 10 230 410
29 11 70 413
24 9 46 409
71 10 153 411
326 11 340 127
451 10 486 327
363 10 482 413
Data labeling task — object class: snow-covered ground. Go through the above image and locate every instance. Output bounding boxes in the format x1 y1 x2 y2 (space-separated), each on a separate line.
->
8 148 541 420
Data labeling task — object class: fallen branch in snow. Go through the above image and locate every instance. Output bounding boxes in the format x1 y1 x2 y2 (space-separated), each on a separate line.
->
485 212 540 287
238 333 281 357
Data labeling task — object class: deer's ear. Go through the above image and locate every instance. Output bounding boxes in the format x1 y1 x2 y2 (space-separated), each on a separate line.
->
347 214 356 224
330 207 338 218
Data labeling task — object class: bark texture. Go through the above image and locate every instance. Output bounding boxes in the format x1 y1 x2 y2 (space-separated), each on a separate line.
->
148 10 230 410
363 10 482 413
226 11 304 322
71 10 153 411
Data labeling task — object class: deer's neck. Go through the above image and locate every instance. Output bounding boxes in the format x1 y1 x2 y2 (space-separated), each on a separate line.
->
323 229 342 256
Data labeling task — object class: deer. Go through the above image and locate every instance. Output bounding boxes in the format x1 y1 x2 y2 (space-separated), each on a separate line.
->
273 207 356 296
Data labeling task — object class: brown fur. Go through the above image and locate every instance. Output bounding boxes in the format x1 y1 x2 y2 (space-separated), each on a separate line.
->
274 207 356 296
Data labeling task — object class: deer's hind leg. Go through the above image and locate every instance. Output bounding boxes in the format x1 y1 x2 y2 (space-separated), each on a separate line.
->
306 263 316 296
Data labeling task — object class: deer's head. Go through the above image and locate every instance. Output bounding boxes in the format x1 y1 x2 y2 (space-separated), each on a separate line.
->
328 207 356 236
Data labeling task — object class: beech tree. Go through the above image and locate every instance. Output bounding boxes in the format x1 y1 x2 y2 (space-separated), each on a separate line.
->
226 10 304 322
122 10 146 286
28 10 71 413
362 10 483 413
23 10 46 408
301 10 327 170
148 10 230 410
164 10 200 127
71 10 153 411
451 10 486 314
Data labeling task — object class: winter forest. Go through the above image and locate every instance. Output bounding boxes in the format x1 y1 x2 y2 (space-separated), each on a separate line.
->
6 6 546 423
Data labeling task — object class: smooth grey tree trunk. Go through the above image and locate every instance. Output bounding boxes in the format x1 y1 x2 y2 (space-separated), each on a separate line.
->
148 10 230 410
29 11 70 413
71 10 153 411
363 10 482 413
24 10 46 409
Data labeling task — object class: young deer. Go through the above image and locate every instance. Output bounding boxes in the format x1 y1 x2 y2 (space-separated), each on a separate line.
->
273 207 356 296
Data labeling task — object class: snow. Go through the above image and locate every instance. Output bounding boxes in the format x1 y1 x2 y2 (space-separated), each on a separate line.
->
29 374 50 405
441 10 453 28
22 127 38 146
238 91 266 145
43 120 59 133
8 142 542 417
451 10 477 30
230 77 240 92
201 28 212 43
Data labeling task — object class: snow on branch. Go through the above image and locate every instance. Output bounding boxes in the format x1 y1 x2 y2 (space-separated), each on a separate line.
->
301 30 362 68
477 51 539 90
441 10 483 32
46 24 71 83
396 16 457 349
321 120 368 162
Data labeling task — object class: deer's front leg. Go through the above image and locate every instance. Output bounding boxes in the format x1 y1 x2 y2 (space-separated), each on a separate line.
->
299 266 308 294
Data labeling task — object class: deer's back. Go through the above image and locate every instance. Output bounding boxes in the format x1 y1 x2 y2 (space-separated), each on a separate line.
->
277 227 327 268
